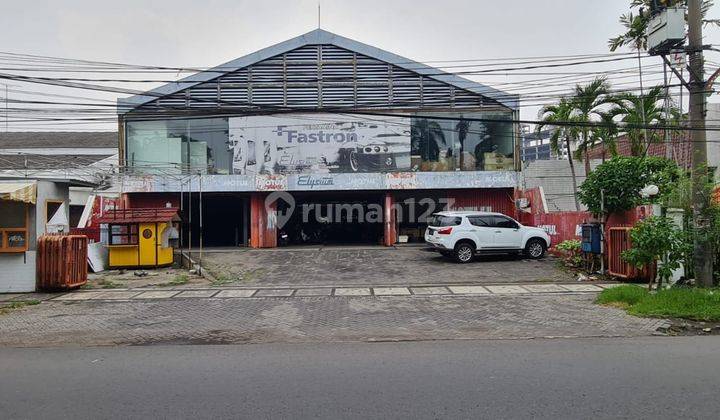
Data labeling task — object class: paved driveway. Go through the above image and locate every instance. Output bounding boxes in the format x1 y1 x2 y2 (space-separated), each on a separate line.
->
197 246 575 288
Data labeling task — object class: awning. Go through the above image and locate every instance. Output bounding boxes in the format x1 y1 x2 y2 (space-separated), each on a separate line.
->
96 207 180 224
0 182 36 204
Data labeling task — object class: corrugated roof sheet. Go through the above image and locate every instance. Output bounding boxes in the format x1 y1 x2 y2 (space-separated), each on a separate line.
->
0 132 117 149
0 154 113 169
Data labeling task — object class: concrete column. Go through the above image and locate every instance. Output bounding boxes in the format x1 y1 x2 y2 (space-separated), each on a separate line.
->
250 193 277 248
383 192 396 246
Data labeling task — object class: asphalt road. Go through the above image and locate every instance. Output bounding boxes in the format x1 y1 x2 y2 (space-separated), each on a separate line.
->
2 337 719 419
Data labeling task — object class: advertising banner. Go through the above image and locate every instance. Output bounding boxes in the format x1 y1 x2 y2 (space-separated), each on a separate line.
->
228 114 411 175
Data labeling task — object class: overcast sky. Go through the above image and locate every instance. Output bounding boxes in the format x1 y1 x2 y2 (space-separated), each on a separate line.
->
1 0 719 130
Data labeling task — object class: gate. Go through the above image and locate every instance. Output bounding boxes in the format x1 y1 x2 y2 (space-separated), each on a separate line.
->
607 227 637 278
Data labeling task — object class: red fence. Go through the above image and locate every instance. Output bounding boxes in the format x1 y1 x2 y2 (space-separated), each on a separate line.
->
36 235 88 291
520 211 589 246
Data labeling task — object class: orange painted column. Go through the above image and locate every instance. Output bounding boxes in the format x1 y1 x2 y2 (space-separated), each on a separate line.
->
250 193 277 248
383 192 397 246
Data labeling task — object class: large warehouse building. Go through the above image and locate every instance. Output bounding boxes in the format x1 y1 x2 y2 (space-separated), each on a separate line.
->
115 29 520 248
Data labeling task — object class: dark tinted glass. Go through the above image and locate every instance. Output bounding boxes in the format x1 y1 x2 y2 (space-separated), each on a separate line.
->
468 216 492 227
494 216 518 229
430 215 461 227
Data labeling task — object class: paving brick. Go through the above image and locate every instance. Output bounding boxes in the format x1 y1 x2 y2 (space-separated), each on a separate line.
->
448 286 490 295
174 290 219 298
254 289 294 297
559 284 604 292
0 294 667 347
334 288 371 296
486 285 529 294
597 283 623 289
133 291 180 299
373 287 411 296
94 291 143 300
294 288 333 297
53 292 106 301
522 284 568 293
198 248 574 288
410 287 450 295
215 290 257 298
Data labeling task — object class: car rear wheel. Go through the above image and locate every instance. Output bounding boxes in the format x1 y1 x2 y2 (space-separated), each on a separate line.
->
454 242 475 263
524 238 546 259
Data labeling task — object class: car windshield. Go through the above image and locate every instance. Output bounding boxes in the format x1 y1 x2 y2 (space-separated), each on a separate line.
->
430 215 461 227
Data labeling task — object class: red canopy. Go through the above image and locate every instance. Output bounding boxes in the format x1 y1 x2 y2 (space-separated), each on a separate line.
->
96 207 180 224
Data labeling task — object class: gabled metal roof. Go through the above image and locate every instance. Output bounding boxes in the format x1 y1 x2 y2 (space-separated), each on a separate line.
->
118 29 519 114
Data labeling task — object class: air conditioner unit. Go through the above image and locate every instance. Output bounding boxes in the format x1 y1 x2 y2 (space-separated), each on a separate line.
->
647 7 686 55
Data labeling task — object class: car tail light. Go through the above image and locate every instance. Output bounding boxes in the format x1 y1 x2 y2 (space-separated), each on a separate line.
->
437 227 453 235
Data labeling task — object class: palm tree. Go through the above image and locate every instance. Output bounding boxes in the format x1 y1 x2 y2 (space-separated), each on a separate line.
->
591 111 620 161
570 77 612 175
609 85 678 156
537 98 582 211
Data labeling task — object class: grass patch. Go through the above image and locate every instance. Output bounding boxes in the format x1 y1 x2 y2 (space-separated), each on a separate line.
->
96 279 126 289
0 300 40 315
210 273 237 286
597 285 720 322
596 285 649 307
156 274 190 287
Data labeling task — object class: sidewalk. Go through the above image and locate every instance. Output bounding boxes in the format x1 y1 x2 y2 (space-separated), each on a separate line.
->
0 285 664 347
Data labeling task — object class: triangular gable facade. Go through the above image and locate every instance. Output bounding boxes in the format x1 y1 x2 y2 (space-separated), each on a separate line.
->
119 29 518 115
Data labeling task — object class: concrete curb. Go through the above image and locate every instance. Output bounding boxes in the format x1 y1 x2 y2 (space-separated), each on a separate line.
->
49 283 619 302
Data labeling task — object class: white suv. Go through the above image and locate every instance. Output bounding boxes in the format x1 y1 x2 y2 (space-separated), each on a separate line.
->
424 211 551 263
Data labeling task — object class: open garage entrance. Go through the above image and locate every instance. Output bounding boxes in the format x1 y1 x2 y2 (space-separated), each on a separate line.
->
181 193 249 248
393 189 516 244
277 192 385 246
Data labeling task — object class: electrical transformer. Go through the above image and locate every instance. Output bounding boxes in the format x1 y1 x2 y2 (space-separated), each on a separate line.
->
647 7 687 55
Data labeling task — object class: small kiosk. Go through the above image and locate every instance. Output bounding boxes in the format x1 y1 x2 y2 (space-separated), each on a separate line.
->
97 208 180 269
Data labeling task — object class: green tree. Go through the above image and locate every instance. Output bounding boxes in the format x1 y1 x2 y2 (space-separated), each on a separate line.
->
578 156 680 216
537 98 581 211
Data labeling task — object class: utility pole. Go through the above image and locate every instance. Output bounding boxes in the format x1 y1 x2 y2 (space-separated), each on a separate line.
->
688 0 713 287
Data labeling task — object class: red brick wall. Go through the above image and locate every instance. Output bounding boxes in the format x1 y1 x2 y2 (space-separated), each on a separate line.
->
586 133 691 169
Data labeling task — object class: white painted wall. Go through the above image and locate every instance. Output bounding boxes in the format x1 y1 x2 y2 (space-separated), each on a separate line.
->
0 252 36 293
707 103 720 181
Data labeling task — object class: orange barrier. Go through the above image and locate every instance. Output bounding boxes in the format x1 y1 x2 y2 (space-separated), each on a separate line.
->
36 235 88 291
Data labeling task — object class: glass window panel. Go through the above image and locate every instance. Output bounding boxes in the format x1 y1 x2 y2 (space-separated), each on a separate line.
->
411 113 514 172
0 202 26 228
7 231 26 248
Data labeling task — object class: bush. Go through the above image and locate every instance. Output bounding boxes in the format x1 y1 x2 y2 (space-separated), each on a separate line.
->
578 156 680 215
555 239 583 267
621 216 686 287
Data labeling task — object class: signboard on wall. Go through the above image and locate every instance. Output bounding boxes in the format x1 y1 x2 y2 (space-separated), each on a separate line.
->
228 114 411 175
